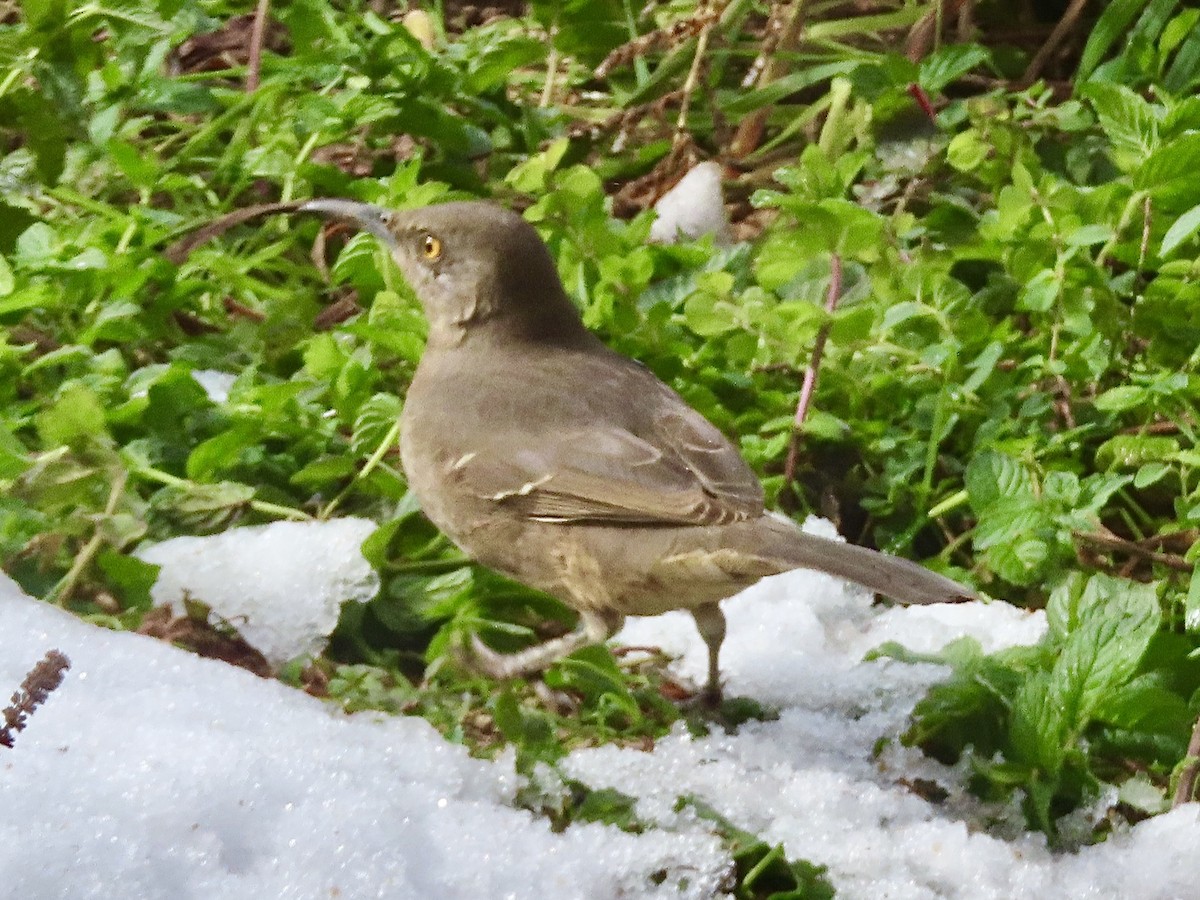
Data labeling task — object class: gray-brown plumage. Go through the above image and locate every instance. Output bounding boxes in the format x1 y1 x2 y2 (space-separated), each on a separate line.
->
302 198 974 702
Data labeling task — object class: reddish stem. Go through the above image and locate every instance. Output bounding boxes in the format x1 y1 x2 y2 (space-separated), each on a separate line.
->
907 83 936 122
783 253 842 486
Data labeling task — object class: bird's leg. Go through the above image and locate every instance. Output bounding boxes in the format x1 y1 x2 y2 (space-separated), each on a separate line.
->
465 608 624 680
689 602 726 707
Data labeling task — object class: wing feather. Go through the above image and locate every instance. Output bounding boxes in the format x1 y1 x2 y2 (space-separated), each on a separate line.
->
456 408 763 528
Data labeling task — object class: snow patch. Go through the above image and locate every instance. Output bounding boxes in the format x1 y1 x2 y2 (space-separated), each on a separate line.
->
136 518 379 665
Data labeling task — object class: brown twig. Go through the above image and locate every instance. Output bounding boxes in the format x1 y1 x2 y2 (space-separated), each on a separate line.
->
595 9 719 79
783 253 841 487
1020 0 1089 86
1121 420 1183 436
164 201 303 265
674 2 718 145
245 0 271 91
905 0 973 61
956 0 976 42
1174 714 1200 807
730 0 806 159
223 297 267 322
567 90 684 143
314 293 362 330
9 325 60 354
1074 530 1193 573
0 650 70 749
741 6 778 87
610 134 697 217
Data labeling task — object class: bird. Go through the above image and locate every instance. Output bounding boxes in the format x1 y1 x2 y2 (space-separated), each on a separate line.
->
299 198 974 703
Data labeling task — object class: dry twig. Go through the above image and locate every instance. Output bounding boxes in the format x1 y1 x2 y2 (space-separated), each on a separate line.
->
674 2 719 145
1074 530 1193 574
246 0 271 91
0 650 71 749
730 0 806 159
165 202 303 265
1020 0 1089 85
1173 715 1200 807
595 9 719 80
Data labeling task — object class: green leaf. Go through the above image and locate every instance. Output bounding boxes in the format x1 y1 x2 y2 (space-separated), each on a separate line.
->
506 138 571 194
1163 11 1200 93
97 550 159 611
1055 579 1160 729
0 425 31 481
290 455 357 489
946 129 990 172
1082 82 1160 168
965 450 1034 512
187 426 258 482
682 290 739 336
351 393 403 459
1093 384 1149 412
973 497 1047 550
1065 224 1115 247
986 532 1052 586
919 44 990 93
1136 133 1200 203
151 481 256 532
1018 269 1059 312
35 382 108 448
1095 434 1181 470
1186 566 1200 632
1160 202 1200 256
1014 576 1160 778
1095 679 1191 742
1010 671 1066 773
1134 462 1171 489
1077 0 1149 80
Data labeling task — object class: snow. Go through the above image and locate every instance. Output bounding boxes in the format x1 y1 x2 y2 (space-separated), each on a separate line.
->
189 369 238 403
650 162 733 245
135 518 379 665
128 367 238 403
4 517 1200 899
0 570 726 900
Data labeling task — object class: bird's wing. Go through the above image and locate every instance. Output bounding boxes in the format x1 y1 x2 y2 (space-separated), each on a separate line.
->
454 398 764 527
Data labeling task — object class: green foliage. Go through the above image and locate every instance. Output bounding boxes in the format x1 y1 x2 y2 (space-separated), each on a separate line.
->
1078 0 1200 94
873 574 1196 840
681 797 836 900
3 0 1200 858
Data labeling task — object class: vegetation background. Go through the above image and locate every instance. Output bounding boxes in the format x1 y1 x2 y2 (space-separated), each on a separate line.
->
3 0 1200 885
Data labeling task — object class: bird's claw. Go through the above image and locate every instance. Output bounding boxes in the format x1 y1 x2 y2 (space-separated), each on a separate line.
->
451 632 521 680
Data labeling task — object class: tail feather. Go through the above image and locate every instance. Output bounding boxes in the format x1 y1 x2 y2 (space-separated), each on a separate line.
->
755 516 975 606
787 531 973 605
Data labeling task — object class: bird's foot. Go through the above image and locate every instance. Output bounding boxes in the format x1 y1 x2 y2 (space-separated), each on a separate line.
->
451 633 525 680
453 626 596 681
698 681 724 710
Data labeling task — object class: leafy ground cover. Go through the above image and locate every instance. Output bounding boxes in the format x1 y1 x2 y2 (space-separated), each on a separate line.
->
4 0 1200 867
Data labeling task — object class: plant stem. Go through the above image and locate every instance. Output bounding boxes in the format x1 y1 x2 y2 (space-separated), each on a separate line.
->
320 419 402 520
783 253 841 487
246 0 272 92
46 469 128 606
1173 714 1200 807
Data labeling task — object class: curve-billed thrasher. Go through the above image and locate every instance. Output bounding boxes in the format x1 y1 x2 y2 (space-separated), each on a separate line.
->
301 198 973 702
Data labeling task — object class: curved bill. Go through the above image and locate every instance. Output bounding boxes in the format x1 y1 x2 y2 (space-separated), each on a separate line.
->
299 199 399 249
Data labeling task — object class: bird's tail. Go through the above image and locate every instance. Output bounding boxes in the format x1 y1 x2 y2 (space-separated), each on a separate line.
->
754 515 975 606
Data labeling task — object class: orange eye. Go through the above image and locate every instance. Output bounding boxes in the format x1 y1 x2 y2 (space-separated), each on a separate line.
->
422 234 442 260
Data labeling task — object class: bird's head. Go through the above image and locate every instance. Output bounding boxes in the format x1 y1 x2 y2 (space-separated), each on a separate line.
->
300 199 583 346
